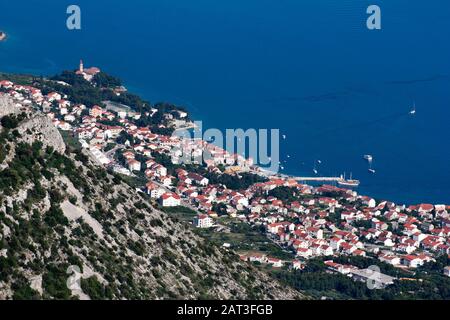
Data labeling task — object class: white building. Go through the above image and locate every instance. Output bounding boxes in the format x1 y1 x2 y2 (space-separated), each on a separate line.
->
146 182 165 199
379 254 401 266
160 192 181 207
296 248 313 259
444 266 450 277
402 255 424 268
90 147 111 165
193 214 213 228
127 159 141 172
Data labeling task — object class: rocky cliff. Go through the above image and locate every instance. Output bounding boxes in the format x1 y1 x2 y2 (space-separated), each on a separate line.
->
16 113 66 154
0 98 304 300
0 96 21 118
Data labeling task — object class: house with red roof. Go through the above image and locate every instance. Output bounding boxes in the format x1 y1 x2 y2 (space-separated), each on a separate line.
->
145 182 165 199
296 247 313 259
379 254 401 266
418 204 434 213
267 257 283 268
0 80 14 89
340 242 357 255
401 255 425 268
127 159 141 172
160 192 181 207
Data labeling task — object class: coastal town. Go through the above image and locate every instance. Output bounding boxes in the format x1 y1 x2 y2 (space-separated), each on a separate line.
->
1 63 450 290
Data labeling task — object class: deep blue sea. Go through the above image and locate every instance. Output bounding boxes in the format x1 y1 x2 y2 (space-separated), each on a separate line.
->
1 0 449 205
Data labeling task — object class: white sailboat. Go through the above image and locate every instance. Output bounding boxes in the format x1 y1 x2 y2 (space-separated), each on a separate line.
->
313 160 318 174
409 101 416 115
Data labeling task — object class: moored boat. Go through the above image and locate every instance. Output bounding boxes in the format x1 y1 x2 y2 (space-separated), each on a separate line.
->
338 173 360 187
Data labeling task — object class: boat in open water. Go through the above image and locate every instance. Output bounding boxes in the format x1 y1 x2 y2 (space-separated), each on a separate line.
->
410 101 416 115
368 161 376 174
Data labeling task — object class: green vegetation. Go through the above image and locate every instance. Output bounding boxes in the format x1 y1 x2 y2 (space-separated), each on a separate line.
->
59 130 81 151
44 204 69 227
267 186 298 202
153 152 267 191
418 254 450 274
0 73 37 86
42 264 72 299
332 255 411 278
47 72 144 110
196 220 293 260
34 70 187 136
11 277 40 300
92 72 122 88
160 206 197 223
0 141 45 194
1 115 20 129
0 74 294 301
272 257 450 300
81 276 113 300
206 172 267 190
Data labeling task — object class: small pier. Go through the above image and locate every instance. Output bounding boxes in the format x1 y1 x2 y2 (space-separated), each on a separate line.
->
256 170 360 186
293 176 343 182
294 175 361 187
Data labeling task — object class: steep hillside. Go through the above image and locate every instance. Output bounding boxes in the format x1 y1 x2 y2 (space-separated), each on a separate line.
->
0 97 304 300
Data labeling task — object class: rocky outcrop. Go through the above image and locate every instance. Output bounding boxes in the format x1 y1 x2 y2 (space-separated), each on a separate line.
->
1 95 65 159
17 114 66 154
0 96 21 118
0 103 305 300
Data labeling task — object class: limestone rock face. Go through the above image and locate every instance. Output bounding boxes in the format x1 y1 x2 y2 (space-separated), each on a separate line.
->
0 95 306 300
17 114 66 154
0 96 21 118
0 95 66 154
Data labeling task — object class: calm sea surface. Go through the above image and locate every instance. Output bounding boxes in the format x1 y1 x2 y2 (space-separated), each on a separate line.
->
1 0 449 204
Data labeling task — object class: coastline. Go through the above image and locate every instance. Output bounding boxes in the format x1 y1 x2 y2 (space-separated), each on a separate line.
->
1 69 448 206
2 68 450 302
109 86 448 206
172 121 198 132
0 1 450 206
